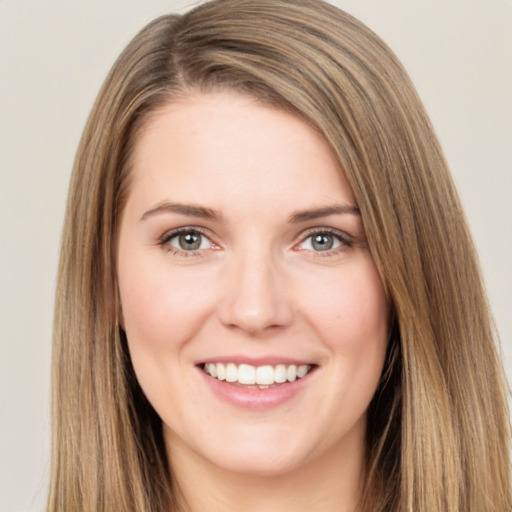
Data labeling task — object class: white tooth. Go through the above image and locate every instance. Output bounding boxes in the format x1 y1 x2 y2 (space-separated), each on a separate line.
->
256 365 275 385
208 363 217 378
274 364 287 383
216 363 226 381
297 364 309 378
210 362 307 384
286 364 297 382
226 363 238 383
238 364 256 384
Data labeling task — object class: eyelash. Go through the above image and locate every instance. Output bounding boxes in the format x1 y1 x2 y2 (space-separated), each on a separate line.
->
296 227 353 257
158 226 353 258
159 227 214 257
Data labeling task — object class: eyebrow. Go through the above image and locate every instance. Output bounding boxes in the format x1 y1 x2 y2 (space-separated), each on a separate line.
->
288 204 360 223
140 201 360 223
140 202 222 222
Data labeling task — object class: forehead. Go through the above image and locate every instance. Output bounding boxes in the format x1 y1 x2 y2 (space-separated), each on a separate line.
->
127 91 354 216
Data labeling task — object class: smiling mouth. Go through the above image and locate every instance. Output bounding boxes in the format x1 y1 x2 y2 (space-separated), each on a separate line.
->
201 362 315 389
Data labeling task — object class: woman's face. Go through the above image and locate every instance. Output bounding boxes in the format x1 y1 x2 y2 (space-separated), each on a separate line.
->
117 91 389 476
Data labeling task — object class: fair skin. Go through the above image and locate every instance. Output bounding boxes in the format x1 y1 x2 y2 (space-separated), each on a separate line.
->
117 90 389 512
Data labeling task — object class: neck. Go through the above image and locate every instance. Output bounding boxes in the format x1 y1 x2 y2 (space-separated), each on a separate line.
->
166 427 366 512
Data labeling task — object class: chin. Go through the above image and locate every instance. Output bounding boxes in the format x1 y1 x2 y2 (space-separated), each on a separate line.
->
167 420 313 477
206 445 308 477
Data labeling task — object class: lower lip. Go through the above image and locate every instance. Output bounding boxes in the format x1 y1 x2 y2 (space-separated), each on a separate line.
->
198 367 315 410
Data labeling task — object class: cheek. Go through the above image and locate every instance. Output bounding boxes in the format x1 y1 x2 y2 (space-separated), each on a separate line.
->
117 259 219 421
302 260 389 351
300 258 389 408
118 255 215 358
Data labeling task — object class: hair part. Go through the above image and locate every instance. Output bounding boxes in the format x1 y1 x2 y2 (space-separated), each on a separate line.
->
49 1 511 511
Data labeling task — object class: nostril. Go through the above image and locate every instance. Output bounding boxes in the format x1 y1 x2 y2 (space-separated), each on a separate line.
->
217 297 294 335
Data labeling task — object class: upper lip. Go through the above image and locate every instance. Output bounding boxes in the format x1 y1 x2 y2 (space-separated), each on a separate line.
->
197 356 317 367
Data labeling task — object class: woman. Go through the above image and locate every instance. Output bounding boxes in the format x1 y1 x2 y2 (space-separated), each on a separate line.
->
48 1 511 511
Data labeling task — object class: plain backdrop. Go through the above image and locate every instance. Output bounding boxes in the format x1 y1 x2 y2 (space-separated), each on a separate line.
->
0 1 511 510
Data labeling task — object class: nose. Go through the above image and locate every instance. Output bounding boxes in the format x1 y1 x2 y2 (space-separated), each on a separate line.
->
217 249 294 336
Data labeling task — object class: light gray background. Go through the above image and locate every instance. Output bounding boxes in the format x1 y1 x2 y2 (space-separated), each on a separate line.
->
1 1 510 511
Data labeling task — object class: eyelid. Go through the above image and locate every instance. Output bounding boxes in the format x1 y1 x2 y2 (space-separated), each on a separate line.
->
159 226 219 255
159 225 207 242
294 227 353 253
158 225 355 258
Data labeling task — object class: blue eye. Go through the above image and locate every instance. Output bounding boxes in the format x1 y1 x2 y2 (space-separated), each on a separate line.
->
302 233 341 251
166 229 212 251
298 230 351 253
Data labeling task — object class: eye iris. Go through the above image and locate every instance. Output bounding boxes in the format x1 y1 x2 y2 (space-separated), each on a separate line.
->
312 233 333 251
179 232 201 250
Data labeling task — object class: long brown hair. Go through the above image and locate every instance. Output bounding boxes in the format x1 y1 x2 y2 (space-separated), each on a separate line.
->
49 1 511 510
